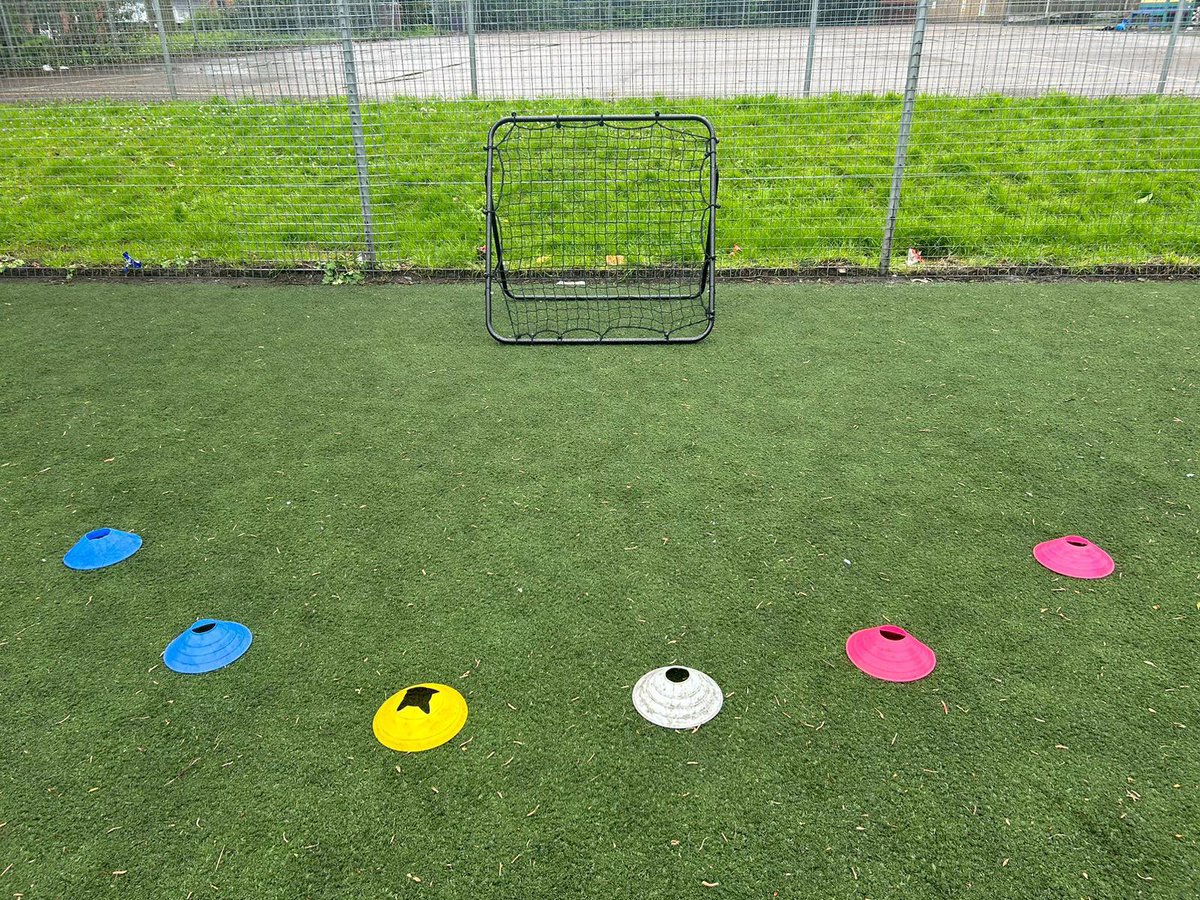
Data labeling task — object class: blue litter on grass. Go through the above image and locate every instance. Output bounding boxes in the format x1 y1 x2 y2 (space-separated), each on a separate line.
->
164 619 253 674
123 252 142 273
63 527 142 570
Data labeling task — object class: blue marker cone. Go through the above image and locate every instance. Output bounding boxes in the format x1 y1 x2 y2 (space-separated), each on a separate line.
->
63 527 142 571
164 619 252 674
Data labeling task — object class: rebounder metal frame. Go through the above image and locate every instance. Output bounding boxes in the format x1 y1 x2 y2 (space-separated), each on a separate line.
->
485 113 718 344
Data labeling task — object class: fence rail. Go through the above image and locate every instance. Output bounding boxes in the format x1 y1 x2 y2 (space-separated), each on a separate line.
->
1 0 1197 273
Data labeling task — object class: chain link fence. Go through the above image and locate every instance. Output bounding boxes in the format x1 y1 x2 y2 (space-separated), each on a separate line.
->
1 0 1197 273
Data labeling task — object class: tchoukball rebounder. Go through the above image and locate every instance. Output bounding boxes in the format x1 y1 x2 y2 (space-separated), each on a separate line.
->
486 113 718 344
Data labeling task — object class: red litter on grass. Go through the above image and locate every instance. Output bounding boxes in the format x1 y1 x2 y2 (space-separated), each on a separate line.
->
1033 535 1114 580
846 625 936 683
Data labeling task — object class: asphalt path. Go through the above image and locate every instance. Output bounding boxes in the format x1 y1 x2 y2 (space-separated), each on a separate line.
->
2 24 1197 102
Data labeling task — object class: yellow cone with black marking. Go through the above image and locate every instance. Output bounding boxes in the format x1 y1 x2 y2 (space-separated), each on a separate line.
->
373 683 468 753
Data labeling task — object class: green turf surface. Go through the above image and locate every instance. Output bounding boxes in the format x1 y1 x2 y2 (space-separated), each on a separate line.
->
1 278 1197 898
1 95 1198 270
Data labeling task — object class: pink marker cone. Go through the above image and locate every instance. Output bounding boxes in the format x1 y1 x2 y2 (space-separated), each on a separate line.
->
845 625 936 683
1033 535 1114 580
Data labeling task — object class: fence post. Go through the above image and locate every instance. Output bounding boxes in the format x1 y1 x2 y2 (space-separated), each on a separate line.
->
338 0 378 267
190 2 200 50
879 0 929 275
1156 0 1186 95
148 0 178 100
465 0 479 96
803 0 819 97
0 10 10 60
0 2 15 63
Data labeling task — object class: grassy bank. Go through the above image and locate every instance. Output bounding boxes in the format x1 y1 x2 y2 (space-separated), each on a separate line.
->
1 94 1197 270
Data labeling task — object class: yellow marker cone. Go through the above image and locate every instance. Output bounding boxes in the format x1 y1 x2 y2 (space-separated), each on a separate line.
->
372 683 468 753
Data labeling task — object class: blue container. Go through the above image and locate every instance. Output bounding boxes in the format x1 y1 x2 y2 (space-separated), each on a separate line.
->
63 528 142 571
163 619 253 674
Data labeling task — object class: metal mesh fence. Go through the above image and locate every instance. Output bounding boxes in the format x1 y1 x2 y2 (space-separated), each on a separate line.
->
0 0 1197 274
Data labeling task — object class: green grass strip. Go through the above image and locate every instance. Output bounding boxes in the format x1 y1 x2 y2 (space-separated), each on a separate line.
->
1 95 1197 269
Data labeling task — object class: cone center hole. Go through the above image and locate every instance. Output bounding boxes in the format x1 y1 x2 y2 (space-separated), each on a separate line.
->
1066 539 1087 547
665 667 690 683
86 528 111 540
192 622 217 634
880 629 906 641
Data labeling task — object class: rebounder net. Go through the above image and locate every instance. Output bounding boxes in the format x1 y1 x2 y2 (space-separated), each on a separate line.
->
486 115 717 343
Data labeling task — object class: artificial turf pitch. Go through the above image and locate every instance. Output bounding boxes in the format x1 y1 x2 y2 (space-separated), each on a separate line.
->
0 279 1196 898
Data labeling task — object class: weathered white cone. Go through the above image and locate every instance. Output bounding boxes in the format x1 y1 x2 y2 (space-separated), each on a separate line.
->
631 665 723 729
